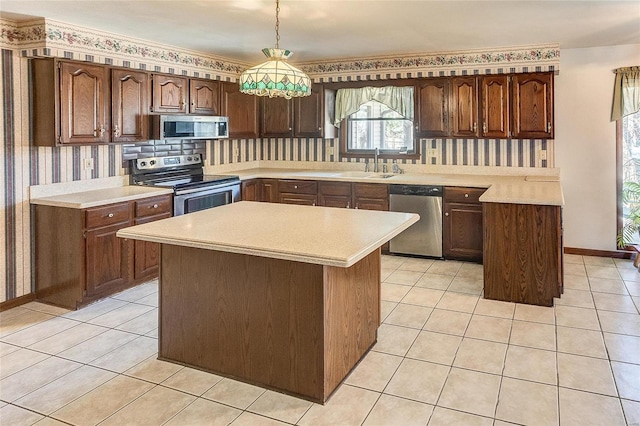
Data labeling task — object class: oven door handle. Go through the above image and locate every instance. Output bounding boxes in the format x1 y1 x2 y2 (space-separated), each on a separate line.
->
175 182 238 196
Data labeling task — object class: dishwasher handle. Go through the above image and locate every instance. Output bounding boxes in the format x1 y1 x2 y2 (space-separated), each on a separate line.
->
389 184 443 196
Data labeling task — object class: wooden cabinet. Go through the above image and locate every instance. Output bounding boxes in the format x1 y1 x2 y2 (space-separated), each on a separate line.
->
443 187 484 262
483 202 563 306
261 97 294 137
221 82 260 138
512 72 554 139
279 180 318 205
318 181 352 208
296 87 325 138
480 75 510 138
34 194 172 309
151 74 188 113
241 179 260 201
32 59 111 146
353 183 389 211
450 77 479 137
133 195 172 280
111 69 150 143
416 78 450 138
189 79 220 115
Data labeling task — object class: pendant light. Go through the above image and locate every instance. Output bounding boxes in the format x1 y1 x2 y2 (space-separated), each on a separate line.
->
239 0 311 99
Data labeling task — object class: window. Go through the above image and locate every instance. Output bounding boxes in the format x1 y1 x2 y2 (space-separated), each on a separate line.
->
346 100 414 152
618 111 640 247
335 86 418 158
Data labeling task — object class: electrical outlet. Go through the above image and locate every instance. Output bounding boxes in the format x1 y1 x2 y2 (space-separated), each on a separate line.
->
539 150 547 160
326 147 334 156
427 149 438 157
82 158 94 171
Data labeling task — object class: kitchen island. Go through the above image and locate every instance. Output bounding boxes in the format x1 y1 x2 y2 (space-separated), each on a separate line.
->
117 201 418 403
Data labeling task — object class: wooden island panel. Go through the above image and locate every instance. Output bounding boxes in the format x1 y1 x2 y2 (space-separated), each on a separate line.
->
159 244 380 403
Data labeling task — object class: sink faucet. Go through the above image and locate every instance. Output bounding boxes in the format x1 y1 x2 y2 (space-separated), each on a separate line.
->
392 160 404 174
373 147 379 173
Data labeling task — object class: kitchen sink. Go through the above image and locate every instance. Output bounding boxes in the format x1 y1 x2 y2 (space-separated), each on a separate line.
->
335 171 396 179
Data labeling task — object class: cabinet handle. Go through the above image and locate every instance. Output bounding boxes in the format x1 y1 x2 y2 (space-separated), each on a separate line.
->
113 125 120 138
547 122 552 133
312 202 316 206
347 202 350 209
445 212 449 216
108 213 114 218
483 122 487 134
355 204 359 209
465 193 469 198
473 122 477 132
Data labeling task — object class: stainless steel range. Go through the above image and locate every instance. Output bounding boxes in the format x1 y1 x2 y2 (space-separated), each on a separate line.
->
130 154 240 216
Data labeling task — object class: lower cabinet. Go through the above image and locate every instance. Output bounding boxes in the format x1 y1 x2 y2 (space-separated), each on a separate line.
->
279 180 318 205
443 187 485 262
241 178 279 202
318 181 352 208
34 194 172 309
483 202 563 306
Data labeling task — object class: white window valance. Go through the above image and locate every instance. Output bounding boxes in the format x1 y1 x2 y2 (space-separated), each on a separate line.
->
334 86 414 127
611 66 640 121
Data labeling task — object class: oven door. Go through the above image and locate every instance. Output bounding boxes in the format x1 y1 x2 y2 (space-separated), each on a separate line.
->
173 182 240 216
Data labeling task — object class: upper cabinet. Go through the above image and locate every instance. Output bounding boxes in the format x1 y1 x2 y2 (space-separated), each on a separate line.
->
450 77 479 137
512 72 554 139
111 69 150 143
220 82 260 139
416 78 450 138
32 59 111 146
189 79 220 115
261 97 294 137
480 75 510 138
151 74 188 114
416 72 553 140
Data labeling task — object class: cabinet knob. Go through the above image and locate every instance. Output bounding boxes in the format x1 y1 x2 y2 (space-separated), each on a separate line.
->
445 212 449 216
465 193 469 198
113 125 120 138
347 202 350 209
483 122 487 134
152 204 158 209
547 122 552 133
108 213 114 218
473 122 477 132
294 185 298 189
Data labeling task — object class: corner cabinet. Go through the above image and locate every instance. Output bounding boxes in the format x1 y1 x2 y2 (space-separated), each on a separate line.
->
221 82 260 138
512 72 554 139
483 202 563 306
33 194 172 309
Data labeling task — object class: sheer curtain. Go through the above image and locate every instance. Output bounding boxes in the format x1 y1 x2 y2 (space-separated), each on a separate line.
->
334 86 414 127
611 66 640 121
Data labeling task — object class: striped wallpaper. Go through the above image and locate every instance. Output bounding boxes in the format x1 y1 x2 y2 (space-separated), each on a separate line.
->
1 20 559 304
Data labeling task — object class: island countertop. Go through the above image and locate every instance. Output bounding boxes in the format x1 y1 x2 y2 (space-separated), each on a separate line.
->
117 201 419 267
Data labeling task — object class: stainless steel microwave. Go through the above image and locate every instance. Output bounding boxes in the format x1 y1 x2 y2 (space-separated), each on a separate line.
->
150 115 229 140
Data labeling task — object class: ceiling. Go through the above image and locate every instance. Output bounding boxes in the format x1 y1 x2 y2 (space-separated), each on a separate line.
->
1 1 639 64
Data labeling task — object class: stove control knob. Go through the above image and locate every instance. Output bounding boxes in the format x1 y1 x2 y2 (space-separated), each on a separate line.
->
150 160 156 166
187 156 192 162
140 161 147 167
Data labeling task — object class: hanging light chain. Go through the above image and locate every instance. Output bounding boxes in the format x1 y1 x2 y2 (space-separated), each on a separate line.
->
274 0 280 49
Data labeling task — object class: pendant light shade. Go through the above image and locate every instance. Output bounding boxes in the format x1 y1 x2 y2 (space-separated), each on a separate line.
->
239 1 311 99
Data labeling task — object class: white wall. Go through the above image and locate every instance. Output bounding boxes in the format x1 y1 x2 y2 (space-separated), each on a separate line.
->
556 44 640 251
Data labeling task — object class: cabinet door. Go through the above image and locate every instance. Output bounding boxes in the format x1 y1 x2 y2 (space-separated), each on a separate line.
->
352 183 389 211
152 74 188 113
451 77 479 137
241 179 260 201
260 179 279 202
190 79 220 115
295 87 323 138
261 97 294 137
111 69 150 142
512 72 554 139
85 223 132 297
318 181 352 208
480 75 510 138
416 78 450 138
443 202 483 261
59 62 111 144
221 82 260 138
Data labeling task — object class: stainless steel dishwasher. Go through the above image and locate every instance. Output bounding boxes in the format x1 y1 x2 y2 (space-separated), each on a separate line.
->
389 184 443 257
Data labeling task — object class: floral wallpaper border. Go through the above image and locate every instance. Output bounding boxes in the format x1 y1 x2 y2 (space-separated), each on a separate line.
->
0 18 560 81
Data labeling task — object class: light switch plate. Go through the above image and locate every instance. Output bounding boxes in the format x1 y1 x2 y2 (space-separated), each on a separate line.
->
427 149 437 157
82 158 94 171
539 150 547 160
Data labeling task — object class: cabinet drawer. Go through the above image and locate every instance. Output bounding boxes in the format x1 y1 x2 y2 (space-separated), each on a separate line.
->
135 195 172 218
278 180 318 194
353 183 388 199
85 202 130 229
444 187 485 204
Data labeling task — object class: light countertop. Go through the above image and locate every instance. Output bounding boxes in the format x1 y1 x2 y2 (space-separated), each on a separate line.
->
30 186 173 209
117 201 419 267
223 168 564 206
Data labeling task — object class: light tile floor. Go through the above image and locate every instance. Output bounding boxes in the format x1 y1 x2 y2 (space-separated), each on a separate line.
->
1 254 640 425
